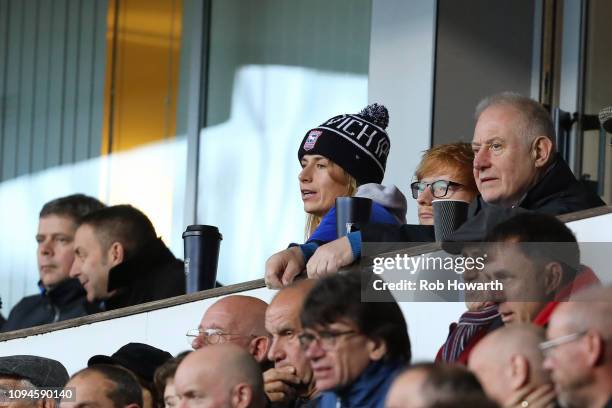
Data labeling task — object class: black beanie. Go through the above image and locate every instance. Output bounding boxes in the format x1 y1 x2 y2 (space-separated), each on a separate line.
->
297 103 391 184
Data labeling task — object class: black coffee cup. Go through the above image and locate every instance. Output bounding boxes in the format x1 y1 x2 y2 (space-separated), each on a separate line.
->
432 199 469 242
335 197 372 237
182 225 222 293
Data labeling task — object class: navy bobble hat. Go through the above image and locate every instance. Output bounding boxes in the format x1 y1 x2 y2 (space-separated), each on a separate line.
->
298 103 391 184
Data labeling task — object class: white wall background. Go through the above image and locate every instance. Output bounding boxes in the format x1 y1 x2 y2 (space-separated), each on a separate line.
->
369 0 437 225
0 140 187 313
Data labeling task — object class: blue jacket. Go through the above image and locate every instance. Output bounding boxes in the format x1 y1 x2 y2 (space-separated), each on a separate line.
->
308 202 398 244
296 184 407 261
316 359 404 408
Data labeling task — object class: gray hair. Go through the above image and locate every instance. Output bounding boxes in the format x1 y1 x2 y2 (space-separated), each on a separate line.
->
475 92 556 151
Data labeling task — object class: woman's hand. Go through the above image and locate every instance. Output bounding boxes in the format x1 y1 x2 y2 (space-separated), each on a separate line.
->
306 236 354 279
264 247 305 288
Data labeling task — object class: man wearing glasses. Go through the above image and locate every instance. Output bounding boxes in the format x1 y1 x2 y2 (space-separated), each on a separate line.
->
542 286 612 408
298 272 411 408
186 295 271 370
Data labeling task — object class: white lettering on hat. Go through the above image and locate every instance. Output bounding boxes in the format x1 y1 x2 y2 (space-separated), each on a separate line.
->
375 138 390 158
325 116 351 129
318 126 385 173
356 126 377 147
341 118 364 136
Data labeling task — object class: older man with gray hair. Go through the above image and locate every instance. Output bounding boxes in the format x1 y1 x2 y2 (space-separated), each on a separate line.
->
542 285 612 408
0 355 69 407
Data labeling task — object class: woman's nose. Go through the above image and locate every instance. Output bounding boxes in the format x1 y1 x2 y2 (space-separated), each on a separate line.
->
299 165 312 182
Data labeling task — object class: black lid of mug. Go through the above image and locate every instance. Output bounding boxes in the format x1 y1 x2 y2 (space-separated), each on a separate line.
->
182 225 222 240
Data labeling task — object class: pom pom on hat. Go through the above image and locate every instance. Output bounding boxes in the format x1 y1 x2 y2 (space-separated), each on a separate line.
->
359 103 389 129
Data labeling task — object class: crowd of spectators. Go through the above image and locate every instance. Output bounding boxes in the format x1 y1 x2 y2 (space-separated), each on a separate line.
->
0 92 610 407
1 276 610 407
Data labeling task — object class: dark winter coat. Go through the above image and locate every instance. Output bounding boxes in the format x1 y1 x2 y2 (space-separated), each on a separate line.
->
104 237 185 311
361 154 605 243
1 278 98 332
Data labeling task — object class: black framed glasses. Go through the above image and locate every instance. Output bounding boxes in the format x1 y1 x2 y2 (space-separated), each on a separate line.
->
298 329 357 351
410 180 463 199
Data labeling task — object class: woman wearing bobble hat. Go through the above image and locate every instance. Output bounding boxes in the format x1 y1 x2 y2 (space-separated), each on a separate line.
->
265 103 406 288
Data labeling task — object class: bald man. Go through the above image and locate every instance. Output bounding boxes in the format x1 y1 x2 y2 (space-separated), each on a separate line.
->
264 279 318 406
191 295 270 367
469 324 556 407
175 344 267 408
385 363 489 408
543 286 612 408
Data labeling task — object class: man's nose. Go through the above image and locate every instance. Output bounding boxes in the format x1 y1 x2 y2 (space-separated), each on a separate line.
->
267 338 286 362
39 240 53 256
192 335 203 350
542 354 554 372
416 186 433 206
69 260 80 278
473 147 490 170
304 341 325 360
176 397 188 408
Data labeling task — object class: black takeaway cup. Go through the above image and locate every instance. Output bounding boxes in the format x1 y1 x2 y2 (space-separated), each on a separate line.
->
432 199 469 242
335 197 373 237
182 225 222 293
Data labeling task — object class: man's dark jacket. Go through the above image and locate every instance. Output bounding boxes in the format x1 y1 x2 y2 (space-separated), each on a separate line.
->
361 154 605 243
104 237 185 311
1 278 97 332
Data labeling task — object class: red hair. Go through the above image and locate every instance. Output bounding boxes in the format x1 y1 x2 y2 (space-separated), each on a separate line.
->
415 142 477 195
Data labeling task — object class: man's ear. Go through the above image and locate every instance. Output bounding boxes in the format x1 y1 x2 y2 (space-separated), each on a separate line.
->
584 330 605 367
532 136 553 168
543 261 564 296
507 354 529 391
250 336 271 363
366 337 388 361
230 383 253 408
108 242 125 266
